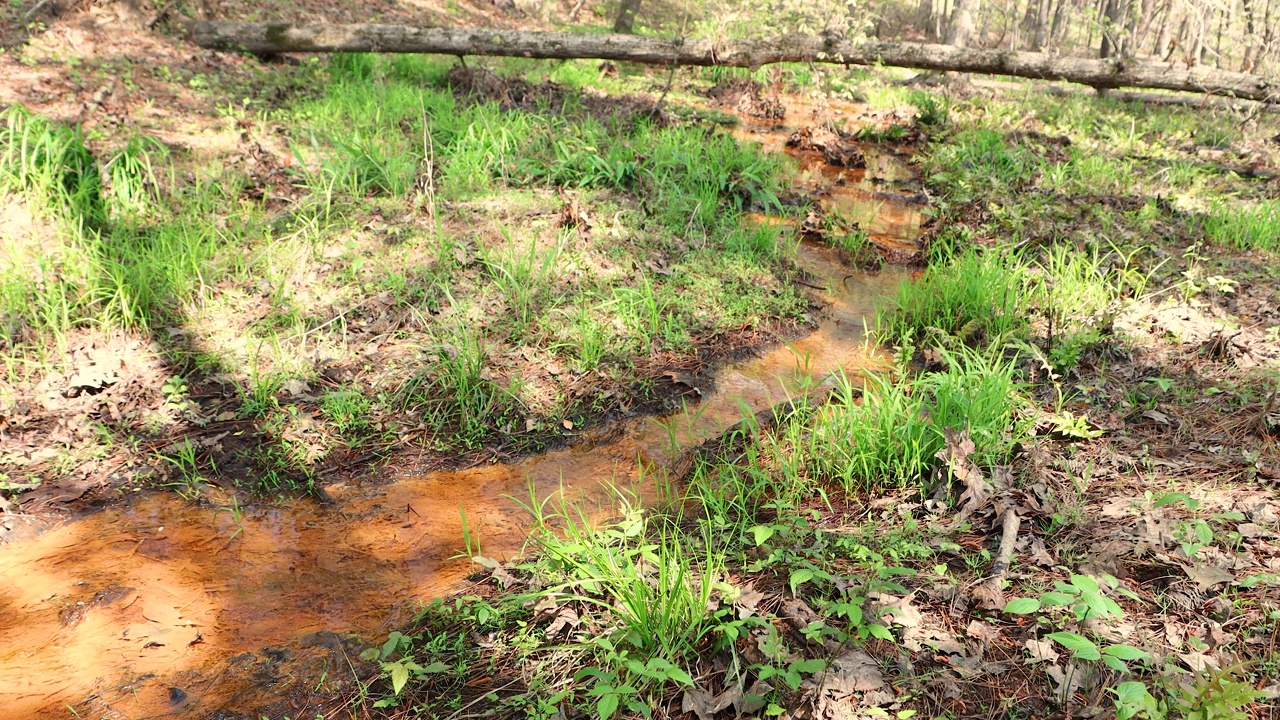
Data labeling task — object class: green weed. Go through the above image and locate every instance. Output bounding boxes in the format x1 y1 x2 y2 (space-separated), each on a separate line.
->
482 231 564 339
1205 198 1280 251
909 89 948 127
0 104 103 225
534 503 722 664
320 388 373 436
924 129 1039 204
807 351 1026 491
879 247 1027 351
402 328 519 448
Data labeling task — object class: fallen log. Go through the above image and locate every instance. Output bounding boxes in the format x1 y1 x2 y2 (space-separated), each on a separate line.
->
188 22 1278 103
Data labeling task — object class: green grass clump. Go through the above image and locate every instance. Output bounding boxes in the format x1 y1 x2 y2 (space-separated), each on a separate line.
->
399 329 522 448
1205 198 1280 251
879 248 1027 349
0 105 103 225
807 351 1025 491
909 89 948 127
1030 243 1146 372
534 505 721 664
321 388 373 436
1 106 216 344
924 129 1040 205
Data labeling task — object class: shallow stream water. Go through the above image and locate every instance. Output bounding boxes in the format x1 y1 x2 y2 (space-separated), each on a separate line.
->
0 94 927 719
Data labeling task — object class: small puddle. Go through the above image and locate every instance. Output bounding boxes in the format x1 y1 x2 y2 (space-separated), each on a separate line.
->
0 92 925 719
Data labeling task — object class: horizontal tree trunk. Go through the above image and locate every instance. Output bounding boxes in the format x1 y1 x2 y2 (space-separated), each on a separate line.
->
189 22 1278 102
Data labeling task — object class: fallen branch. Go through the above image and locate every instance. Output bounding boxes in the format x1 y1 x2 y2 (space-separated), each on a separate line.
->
188 23 1279 103
974 508 1020 610
22 0 51 23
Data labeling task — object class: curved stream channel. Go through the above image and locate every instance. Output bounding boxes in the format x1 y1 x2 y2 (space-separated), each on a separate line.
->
0 96 925 719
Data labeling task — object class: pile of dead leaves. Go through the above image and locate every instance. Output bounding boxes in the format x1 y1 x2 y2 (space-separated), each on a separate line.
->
706 78 786 121
787 126 866 168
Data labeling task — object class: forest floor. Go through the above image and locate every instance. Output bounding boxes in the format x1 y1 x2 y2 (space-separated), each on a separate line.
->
2 2 1280 720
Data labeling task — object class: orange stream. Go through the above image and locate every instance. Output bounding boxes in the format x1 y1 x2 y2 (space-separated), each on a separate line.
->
0 93 925 719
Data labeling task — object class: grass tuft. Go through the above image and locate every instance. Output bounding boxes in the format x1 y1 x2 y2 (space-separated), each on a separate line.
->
878 248 1027 350
807 351 1026 491
1205 198 1280 251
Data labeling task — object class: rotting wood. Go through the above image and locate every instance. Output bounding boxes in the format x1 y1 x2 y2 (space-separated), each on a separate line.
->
187 22 1279 103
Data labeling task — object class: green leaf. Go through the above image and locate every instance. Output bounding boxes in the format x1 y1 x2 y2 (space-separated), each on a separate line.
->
867 623 894 641
789 568 815 594
1101 655 1128 672
1081 590 1123 620
597 692 619 720
381 631 404 659
1153 492 1197 510
666 665 694 686
750 525 776 546
389 662 410 695
791 658 827 673
1039 591 1076 606
1113 681 1151 704
575 667 610 682
1046 632 1100 661
1102 644 1151 663
1069 575 1100 593
1194 522 1213 545
1004 598 1041 614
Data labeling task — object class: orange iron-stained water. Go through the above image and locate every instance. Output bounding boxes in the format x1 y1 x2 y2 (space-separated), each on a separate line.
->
0 91 926 719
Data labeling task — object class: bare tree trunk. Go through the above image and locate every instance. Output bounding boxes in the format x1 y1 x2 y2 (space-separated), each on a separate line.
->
1087 0 1102 51
1211 5 1222 66
1153 0 1174 56
613 0 641 34
1262 0 1275 68
1190 1 1207 64
1034 0 1052 48
1050 0 1069 45
186 21 1280 101
1258 0 1274 69
917 0 937 38
1136 0 1158 52
1243 0 1258 70
947 0 981 45
1100 0 1124 57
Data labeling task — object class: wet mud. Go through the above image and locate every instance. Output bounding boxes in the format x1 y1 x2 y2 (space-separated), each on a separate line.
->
0 93 925 719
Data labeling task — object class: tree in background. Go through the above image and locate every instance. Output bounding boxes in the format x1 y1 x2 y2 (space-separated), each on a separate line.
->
613 0 641 32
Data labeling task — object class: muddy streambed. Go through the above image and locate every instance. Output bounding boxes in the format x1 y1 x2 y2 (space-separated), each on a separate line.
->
0 96 926 719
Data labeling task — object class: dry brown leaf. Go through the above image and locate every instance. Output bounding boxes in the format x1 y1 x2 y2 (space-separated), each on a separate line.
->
1045 662 1082 702
734 584 765 619
681 684 739 720
1025 638 1060 664
544 606 580 639
812 648 887 720
938 428 990 519
1183 562 1234 591
970 583 1006 611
